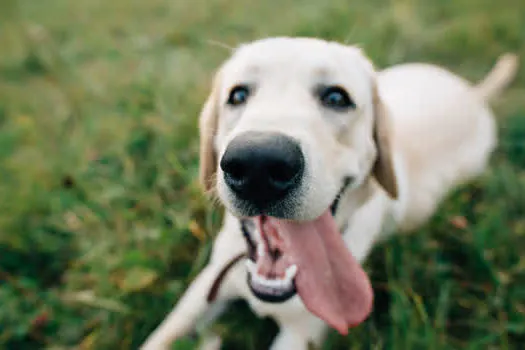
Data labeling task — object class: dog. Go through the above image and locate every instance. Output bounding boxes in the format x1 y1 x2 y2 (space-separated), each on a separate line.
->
141 37 518 349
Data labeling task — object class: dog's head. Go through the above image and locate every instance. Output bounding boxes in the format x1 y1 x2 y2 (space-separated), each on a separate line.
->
199 37 397 217
198 37 398 333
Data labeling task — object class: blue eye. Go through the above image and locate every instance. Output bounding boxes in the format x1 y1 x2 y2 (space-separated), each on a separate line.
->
227 85 250 106
319 86 355 110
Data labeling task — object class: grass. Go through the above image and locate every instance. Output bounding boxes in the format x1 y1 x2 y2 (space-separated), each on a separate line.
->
0 0 524 349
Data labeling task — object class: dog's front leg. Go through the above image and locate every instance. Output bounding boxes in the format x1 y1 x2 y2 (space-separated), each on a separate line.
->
140 253 244 350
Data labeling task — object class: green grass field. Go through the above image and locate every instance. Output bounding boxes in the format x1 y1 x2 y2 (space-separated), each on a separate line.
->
1 0 524 349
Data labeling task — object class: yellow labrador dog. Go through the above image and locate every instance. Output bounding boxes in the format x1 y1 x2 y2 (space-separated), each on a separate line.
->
142 37 518 349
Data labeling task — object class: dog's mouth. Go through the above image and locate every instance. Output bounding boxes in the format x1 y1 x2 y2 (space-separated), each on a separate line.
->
243 217 298 303
241 179 374 335
242 179 351 302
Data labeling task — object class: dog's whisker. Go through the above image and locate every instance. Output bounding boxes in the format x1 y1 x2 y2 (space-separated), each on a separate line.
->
204 39 235 52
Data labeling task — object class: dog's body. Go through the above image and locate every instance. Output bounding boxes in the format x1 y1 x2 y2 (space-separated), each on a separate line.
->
142 38 518 350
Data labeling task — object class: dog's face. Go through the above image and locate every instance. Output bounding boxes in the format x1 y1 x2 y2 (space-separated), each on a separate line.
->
199 37 397 220
199 37 398 330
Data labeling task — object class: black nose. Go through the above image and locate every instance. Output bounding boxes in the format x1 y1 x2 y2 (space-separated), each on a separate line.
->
220 132 305 205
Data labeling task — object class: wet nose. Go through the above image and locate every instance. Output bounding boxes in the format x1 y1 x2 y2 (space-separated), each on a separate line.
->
220 131 305 205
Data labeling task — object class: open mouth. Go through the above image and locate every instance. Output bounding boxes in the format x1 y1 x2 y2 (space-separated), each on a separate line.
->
240 178 373 335
243 217 298 303
242 178 351 303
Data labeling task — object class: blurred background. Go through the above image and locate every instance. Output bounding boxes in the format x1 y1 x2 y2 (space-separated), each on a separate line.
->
0 0 524 349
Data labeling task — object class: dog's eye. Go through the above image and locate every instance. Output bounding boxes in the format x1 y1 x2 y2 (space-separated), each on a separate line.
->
227 85 250 106
319 86 355 110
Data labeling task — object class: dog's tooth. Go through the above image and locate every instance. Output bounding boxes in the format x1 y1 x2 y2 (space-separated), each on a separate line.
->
250 274 294 295
260 277 276 288
263 278 284 289
245 260 257 275
252 226 262 243
282 278 292 290
246 261 273 288
274 279 285 289
284 265 298 280
257 242 265 259
252 226 266 259
247 260 296 294
252 270 266 286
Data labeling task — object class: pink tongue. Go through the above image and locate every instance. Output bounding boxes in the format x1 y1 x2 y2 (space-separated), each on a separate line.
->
268 210 373 335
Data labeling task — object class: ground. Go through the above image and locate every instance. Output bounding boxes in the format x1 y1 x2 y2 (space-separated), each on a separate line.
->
0 0 524 349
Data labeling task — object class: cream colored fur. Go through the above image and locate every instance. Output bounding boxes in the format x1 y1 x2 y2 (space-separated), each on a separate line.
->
141 37 518 350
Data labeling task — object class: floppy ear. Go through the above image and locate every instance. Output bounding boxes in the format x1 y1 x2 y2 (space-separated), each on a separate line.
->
372 84 398 199
198 71 222 193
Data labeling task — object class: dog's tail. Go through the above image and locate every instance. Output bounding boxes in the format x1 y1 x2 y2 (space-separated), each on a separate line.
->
474 53 519 101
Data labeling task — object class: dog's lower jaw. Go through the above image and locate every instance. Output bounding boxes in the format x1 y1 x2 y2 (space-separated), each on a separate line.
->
247 274 297 303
